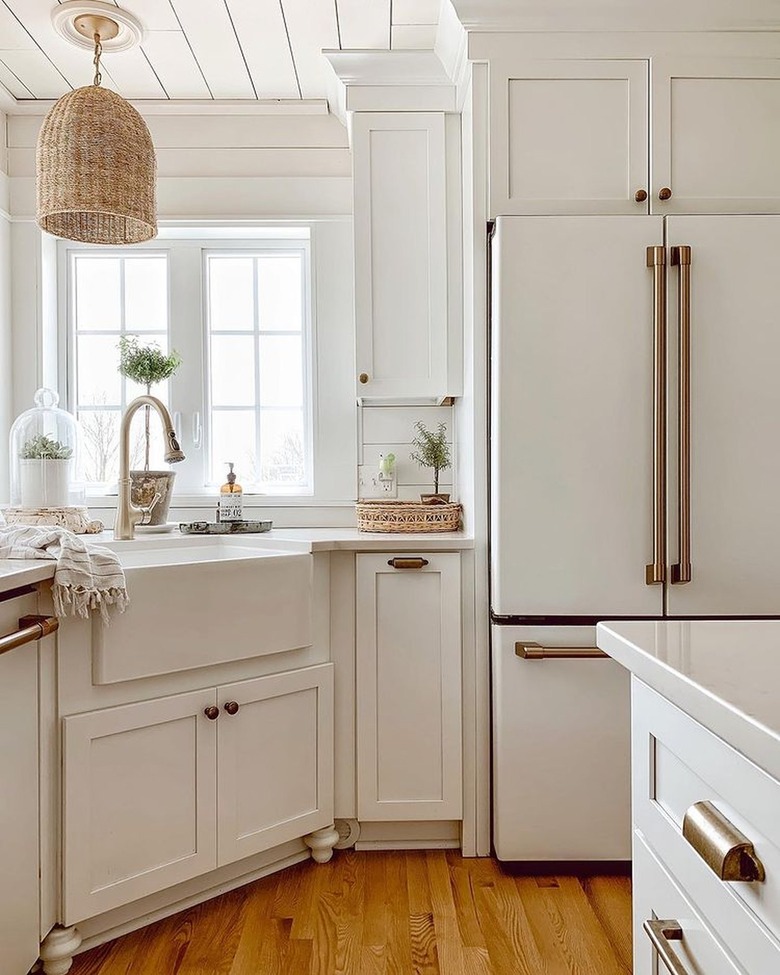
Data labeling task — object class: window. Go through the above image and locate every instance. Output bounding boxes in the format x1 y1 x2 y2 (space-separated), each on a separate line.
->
65 232 316 497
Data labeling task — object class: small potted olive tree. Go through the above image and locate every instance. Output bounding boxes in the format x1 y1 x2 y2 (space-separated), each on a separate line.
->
410 421 451 502
118 337 182 526
19 434 73 507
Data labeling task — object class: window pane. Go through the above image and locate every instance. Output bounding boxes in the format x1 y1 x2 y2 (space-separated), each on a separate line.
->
260 410 305 485
259 335 302 407
75 258 121 331
128 408 167 472
210 335 255 406
210 410 256 484
77 335 122 405
257 255 302 331
125 257 167 331
209 258 254 331
77 410 120 484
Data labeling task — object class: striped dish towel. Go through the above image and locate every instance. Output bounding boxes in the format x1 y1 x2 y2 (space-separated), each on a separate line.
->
0 524 128 622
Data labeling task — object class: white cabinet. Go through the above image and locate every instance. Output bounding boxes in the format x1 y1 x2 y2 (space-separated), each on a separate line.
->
0 594 41 975
63 664 334 924
489 55 780 216
217 667 333 865
356 554 461 821
352 113 453 399
652 59 780 214
489 58 649 216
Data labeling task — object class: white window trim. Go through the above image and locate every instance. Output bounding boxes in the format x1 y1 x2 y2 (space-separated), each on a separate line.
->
57 221 357 507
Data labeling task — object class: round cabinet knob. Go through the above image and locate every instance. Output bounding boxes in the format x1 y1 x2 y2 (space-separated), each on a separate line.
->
224 701 240 716
634 189 648 203
658 187 673 201
358 373 369 385
204 706 219 721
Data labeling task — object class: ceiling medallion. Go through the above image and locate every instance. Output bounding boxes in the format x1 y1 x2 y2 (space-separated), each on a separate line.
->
37 1 157 245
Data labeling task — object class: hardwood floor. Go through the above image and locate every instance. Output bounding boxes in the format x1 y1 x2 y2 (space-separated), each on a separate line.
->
70 851 632 975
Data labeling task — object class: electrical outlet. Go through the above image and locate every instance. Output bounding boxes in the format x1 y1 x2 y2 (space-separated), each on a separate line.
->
358 465 397 499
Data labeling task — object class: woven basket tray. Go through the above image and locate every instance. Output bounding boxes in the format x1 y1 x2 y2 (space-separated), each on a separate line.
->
356 500 462 534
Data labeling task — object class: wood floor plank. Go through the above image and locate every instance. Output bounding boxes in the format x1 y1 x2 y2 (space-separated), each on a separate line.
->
68 852 632 975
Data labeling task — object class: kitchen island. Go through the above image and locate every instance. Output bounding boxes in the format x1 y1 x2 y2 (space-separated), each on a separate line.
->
598 621 780 975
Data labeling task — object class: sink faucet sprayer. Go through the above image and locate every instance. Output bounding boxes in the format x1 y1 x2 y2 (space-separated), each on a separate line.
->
114 395 185 540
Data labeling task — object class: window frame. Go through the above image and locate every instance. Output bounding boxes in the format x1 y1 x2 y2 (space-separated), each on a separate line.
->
59 230 322 504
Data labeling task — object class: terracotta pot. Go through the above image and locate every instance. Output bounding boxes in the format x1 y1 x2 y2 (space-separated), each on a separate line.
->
130 471 176 526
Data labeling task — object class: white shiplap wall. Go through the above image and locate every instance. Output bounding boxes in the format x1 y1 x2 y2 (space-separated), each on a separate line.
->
361 405 455 500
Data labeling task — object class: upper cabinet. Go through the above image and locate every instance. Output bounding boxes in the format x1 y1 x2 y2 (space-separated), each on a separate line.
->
651 58 780 214
489 59 650 216
352 112 461 400
489 55 780 217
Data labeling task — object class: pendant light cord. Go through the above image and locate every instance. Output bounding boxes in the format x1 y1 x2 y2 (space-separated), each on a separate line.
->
92 31 103 87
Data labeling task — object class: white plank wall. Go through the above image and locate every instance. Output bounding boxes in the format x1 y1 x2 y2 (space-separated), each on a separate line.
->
361 405 456 500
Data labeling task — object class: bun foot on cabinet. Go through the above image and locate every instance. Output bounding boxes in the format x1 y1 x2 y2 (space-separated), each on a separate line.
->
39 926 82 975
304 825 340 863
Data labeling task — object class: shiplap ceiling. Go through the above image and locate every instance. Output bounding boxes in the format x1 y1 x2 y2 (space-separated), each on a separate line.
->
0 0 441 101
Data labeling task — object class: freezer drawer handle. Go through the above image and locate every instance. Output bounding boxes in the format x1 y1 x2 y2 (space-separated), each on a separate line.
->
387 558 429 569
671 245 693 585
0 615 58 658
515 642 608 660
643 920 690 975
646 245 667 586
682 800 765 882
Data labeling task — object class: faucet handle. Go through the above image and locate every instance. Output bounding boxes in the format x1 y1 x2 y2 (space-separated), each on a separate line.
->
139 492 162 526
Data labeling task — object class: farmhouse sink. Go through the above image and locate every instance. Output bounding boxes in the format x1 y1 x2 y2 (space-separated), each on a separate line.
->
92 538 313 684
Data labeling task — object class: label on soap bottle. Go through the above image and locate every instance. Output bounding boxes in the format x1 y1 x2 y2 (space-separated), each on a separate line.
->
219 493 243 522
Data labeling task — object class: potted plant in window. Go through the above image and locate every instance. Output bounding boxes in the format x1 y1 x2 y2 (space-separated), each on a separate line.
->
18 433 73 507
410 421 452 502
118 336 183 527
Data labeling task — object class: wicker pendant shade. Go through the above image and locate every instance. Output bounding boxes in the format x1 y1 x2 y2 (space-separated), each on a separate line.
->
36 84 157 244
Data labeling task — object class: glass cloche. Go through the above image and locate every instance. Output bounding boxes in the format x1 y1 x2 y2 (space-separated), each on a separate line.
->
9 388 85 510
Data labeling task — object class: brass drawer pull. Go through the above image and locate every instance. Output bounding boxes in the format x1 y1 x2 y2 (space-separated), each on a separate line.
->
683 800 765 882
644 920 689 975
515 642 608 660
387 558 429 569
0 615 59 657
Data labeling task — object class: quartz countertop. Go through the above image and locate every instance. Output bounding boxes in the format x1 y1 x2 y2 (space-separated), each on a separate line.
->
0 527 473 597
597 620 780 781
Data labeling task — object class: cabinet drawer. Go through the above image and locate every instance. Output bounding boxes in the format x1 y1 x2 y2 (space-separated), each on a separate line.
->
633 831 744 975
633 679 780 973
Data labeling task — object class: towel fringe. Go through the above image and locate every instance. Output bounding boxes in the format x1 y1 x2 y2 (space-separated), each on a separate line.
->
53 584 130 624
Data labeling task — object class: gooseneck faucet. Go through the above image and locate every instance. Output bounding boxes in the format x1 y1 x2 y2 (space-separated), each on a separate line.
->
114 395 186 540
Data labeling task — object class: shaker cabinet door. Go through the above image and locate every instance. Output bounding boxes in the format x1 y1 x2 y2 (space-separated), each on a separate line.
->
356 553 462 821
62 689 218 923
217 664 334 866
489 58 649 216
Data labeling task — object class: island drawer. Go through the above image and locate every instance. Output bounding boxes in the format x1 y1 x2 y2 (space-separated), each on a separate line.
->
633 830 744 975
633 678 780 973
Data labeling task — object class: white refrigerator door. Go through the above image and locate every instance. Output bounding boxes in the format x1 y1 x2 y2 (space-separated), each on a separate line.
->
666 215 780 615
492 625 631 861
491 216 665 618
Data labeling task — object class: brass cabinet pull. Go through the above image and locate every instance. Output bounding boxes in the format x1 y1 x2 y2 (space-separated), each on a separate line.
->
671 246 692 585
359 373 369 384
643 920 690 975
204 706 220 721
634 188 648 203
387 557 429 569
224 701 240 716
645 245 667 585
0 615 58 658
682 801 765 882
658 187 673 201
515 642 609 660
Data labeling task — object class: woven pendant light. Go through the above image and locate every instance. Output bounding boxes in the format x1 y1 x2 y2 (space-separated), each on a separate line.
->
36 10 157 244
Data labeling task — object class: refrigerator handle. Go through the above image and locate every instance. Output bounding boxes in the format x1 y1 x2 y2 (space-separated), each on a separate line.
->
645 246 667 586
671 246 693 584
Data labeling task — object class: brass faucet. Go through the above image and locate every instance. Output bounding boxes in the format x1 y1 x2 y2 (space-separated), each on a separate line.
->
114 395 185 540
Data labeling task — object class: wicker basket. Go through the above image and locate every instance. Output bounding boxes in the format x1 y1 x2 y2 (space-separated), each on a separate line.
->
356 500 462 533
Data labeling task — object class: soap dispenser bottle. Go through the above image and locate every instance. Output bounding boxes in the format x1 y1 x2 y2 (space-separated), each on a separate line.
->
218 463 243 522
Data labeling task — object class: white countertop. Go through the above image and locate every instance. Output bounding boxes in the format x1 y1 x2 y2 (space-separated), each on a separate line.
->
598 620 780 781
0 527 473 597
